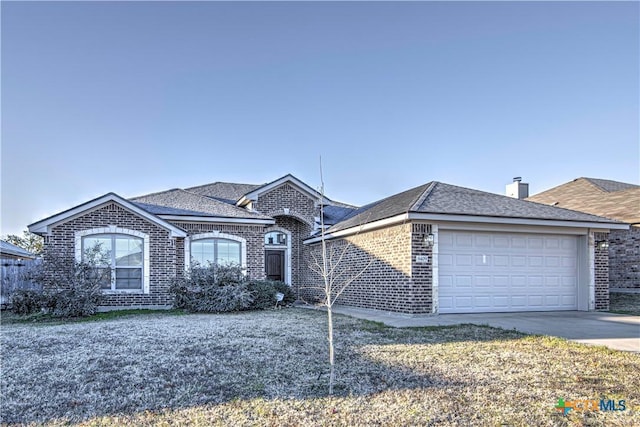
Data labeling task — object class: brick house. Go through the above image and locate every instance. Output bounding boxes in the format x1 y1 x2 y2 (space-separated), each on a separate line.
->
28 174 626 313
527 177 639 290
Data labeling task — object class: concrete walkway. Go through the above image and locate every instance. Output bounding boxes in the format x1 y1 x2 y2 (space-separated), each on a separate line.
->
326 305 640 353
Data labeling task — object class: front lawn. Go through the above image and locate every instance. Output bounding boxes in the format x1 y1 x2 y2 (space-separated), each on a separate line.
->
609 292 640 316
1 309 638 426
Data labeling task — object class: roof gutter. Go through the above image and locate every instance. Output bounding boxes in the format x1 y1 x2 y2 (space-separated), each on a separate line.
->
303 213 409 244
407 212 629 230
303 211 627 245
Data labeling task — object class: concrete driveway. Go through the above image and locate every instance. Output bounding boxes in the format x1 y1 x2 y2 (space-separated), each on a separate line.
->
331 306 640 352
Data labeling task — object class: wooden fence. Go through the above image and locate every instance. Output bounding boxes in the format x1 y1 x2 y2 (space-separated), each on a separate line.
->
1 258 41 307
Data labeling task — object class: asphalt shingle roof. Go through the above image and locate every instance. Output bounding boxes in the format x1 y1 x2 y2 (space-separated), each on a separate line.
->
528 178 640 224
131 189 271 220
328 181 621 232
583 178 639 193
185 182 261 203
321 205 357 225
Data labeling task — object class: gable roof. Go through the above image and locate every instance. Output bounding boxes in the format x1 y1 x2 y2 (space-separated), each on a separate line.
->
130 189 272 220
0 241 36 259
185 182 261 203
527 177 640 224
28 193 188 237
326 181 624 234
237 174 331 206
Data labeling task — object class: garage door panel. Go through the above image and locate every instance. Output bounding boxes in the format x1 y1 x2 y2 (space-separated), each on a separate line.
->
455 276 473 287
512 276 527 287
494 255 509 267
456 254 473 266
529 256 543 267
494 276 510 287
456 234 473 247
474 254 490 266
439 254 454 267
493 296 509 307
528 237 544 249
439 231 578 313
494 237 509 248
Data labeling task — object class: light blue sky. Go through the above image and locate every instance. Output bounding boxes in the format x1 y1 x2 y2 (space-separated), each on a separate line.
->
2 1 638 236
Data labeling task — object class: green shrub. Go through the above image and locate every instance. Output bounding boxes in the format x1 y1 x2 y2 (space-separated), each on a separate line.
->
272 281 295 304
10 290 44 315
246 280 295 310
45 285 102 318
27 245 108 318
170 264 253 313
247 281 278 309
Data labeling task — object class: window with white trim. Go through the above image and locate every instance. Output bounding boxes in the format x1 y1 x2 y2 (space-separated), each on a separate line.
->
82 234 143 291
191 238 241 267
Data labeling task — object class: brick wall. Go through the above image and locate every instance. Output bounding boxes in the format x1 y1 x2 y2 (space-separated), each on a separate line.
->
170 222 267 280
253 183 318 226
608 227 640 289
45 202 178 308
594 231 609 310
303 223 435 314
253 183 318 293
410 223 434 313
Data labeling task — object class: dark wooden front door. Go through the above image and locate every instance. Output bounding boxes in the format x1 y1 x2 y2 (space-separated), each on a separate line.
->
265 250 285 282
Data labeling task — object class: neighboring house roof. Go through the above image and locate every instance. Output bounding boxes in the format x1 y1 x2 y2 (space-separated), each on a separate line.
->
28 193 188 237
327 181 624 234
582 177 639 193
527 177 640 224
0 241 36 259
130 189 272 220
185 182 261 203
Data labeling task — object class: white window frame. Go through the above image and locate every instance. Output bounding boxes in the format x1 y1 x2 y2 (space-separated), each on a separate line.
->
75 226 150 294
186 232 247 273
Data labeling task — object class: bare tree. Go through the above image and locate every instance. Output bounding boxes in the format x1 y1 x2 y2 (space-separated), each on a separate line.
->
308 159 374 395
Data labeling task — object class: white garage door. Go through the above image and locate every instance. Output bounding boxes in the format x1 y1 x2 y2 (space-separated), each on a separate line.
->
438 231 578 313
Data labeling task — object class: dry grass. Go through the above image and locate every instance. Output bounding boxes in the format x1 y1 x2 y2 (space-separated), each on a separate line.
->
609 292 640 316
1 308 639 426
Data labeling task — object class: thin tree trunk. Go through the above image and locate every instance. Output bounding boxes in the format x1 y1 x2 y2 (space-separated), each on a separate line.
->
327 302 335 395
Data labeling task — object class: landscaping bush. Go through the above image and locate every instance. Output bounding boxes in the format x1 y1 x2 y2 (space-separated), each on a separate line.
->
170 264 254 312
246 280 295 309
45 285 102 317
23 245 108 318
272 281 295 304
10 289 44 315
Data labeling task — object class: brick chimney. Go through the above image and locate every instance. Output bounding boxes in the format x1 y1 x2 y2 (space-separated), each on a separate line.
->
506 177 529 199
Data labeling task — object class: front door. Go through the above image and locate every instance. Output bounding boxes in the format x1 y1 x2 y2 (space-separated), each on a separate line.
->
265 250 285 282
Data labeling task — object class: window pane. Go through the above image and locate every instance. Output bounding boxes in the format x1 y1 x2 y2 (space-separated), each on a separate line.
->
217 240 241 266
82 236 112 265
191 240 215 266
265 231 286 246
115 236 143 266
115 268 142 290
